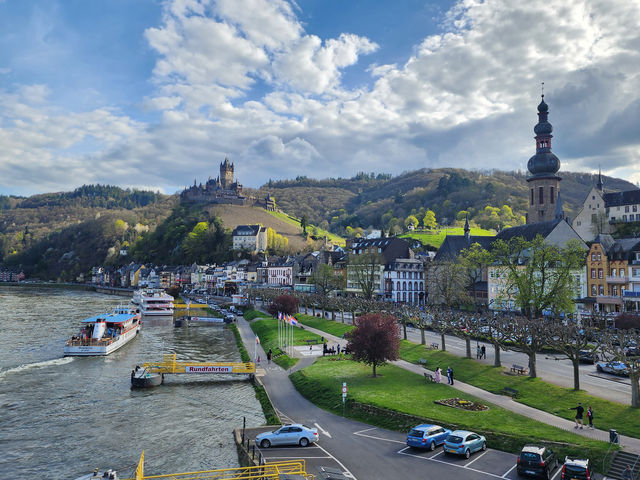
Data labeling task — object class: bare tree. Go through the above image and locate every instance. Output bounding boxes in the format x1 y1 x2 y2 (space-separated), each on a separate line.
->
348 251 385 300
427 260 468 307
600 328 640 408
503 315 550 378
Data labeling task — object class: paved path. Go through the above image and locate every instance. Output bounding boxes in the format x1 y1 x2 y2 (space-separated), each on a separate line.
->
296 322 640 454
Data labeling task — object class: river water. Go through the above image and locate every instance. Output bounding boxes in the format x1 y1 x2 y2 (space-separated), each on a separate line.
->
0 285 264 479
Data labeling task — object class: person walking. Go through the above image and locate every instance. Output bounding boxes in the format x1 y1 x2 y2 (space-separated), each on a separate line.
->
434 367 441 383
267 348 272 364
569 402 584 429
447 366 453 385
476 343 481 359
481 345 486 359
587 406 594 429
623 465 635 480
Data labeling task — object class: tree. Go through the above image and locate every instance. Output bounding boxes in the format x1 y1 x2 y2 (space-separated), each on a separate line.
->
459 243 492 307
591 211 608 237
267 294 299 317
600 328 640 407
348 251 385 300
346 313 400 377
427 260 468 307
503 315 549 378
301 215 309 235
490 236 586 319
423 210 437 230
404 215 419 230
546 317 597 390
309 264 339 295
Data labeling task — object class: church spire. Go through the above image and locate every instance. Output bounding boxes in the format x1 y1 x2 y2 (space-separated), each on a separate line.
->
596 167 603 191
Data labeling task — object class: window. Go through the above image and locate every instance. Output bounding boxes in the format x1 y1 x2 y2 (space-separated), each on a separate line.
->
597 253 602 261
550 186 555 204
598 269 603 278
612 286 618 296
530 188 534 205
612 268 617 277
577 221 582 226
625 206 630 213
623 215 628 221
591 268 596 278
592 195 595 200
634 268 640 276
599 285 605 295
621 268 626 277
591 253 596 261
591 284 597 296
539 186 544 204
634 205 638 212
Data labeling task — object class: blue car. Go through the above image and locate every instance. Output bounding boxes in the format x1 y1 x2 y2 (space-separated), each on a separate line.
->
406 424 451 450
443 430 486 458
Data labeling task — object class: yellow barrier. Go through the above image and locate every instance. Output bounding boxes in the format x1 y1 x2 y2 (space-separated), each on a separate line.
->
134 451 144 480
174 303 209 309
142 354 255 375
126 458 313 480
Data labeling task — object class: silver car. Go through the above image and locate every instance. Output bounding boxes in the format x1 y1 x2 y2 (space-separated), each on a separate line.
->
256 424 319 448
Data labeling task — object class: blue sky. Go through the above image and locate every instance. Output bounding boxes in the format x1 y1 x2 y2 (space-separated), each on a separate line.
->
1 0 639 196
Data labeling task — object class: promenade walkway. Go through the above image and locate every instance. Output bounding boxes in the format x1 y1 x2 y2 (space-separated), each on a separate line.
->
297 322 640 454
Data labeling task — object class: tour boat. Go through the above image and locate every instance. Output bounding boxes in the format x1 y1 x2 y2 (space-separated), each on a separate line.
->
139 289 175 316
64 305 142 356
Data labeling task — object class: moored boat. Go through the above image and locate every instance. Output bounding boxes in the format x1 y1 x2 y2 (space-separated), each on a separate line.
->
64 305 141 356
139 289 175 316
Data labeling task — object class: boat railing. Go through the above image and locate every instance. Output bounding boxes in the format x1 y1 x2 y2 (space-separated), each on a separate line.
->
66 336 115 347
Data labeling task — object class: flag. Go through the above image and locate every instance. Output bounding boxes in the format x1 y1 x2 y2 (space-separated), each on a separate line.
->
289 316 298 326
278 312 282 320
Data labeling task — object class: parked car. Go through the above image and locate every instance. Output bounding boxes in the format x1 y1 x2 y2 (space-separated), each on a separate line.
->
596 360 630 376
443 430 486 458
578 350 599 364
406 424 451 450
624 343 640 357
256 424 318 448
561 457 592 480
516 444 558 479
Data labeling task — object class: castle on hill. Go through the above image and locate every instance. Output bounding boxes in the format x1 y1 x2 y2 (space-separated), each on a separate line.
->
181 156 275 210
181 156 249 205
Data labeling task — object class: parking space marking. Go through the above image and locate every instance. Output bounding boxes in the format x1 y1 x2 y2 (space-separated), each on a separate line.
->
501 464 517 477
397 447 509 479
353 427 405 444
314 443 358 480
263 455 334 460
464 450 488 467
551 466 562 480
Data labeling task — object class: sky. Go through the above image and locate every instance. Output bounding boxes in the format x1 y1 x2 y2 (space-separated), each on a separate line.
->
1 0 639 196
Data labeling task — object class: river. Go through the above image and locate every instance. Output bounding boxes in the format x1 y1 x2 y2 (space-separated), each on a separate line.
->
0 285 264 479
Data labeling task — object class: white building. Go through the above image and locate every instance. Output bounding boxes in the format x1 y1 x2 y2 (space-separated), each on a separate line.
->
232 224 268 253
384 258 425 304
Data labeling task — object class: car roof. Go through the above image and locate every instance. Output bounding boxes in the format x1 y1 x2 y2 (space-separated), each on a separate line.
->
564 457 589 466
521 445 546 454
449 430 473 437
413 424 437 430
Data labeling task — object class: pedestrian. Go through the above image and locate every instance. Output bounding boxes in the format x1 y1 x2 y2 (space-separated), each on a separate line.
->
569 402 584 429
337 344 341 355
623 465 635 480
476 343 481 359
309 345 313 354
447 366 453 385
481 345 486 359
267 348 272 364
587 406 594 429
434 367 441 383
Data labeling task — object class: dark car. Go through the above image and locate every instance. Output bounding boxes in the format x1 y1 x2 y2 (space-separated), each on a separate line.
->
561 457 592 480
516 445 558 479
578 350 599 364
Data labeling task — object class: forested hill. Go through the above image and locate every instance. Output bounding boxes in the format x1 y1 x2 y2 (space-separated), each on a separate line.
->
253 169 636 234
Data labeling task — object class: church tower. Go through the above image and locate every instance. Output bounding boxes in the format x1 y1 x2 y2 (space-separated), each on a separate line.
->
220 156 234 190
526 93 561 224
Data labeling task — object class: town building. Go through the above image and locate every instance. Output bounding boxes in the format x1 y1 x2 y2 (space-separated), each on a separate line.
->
383 258 425 305
231 224 268 253
571 171 609 242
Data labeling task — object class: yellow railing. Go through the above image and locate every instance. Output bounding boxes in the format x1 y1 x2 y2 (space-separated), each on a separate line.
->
142 354 255 375
174 303 209 309
128 454 312 480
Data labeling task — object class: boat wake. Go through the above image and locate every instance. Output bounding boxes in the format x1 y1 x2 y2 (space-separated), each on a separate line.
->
0 357 74 380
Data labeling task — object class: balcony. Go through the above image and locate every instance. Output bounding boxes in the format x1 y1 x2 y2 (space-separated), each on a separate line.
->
606 276 628 284
596 295 623 306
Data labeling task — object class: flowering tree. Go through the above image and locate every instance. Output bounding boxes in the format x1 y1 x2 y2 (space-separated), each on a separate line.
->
346 313 400 377
267 294 299 317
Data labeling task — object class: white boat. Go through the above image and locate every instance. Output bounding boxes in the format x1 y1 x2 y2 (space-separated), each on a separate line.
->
131 289 144 306
139 289 175 316
64 305 142 356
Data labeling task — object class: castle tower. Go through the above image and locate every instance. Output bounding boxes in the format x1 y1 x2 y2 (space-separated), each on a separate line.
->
220 156 234 190
526 93 561 224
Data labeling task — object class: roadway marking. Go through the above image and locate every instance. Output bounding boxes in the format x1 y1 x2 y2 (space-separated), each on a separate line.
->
397 446 510 479
264 455 334 459
464 450 488 467
501 464 517 477
353 427 405 444
551 466 562 480
313 442 358 480
315 422 332 438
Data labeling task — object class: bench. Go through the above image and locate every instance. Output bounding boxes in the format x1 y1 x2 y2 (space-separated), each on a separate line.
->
429 343 439 350
510 364 528 375
424 372 436 382
502 387 519 398
418 358 427 367
303 339 318 345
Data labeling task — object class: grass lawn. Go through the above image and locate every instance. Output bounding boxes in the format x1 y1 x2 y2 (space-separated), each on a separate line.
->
291 357 609 463
401 227 494 248
400 340 640 439
249 317 323 369
243 308 271 321
295 314 354 338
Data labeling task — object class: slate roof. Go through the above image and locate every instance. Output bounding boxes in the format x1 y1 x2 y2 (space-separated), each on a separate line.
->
433 235 494 261
231 224 264 236
494 219 563 243
603 190 640 208
594 234 616 254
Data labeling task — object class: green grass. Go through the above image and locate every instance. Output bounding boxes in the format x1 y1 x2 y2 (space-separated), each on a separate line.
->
264 209 346 246
399 340 640 439
401 227 495 248
243 308 271 321
249 317 323 370
291 357 610 464
295 314 354 338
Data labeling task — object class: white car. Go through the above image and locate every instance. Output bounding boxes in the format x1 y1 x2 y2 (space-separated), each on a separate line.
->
256 424 319 448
